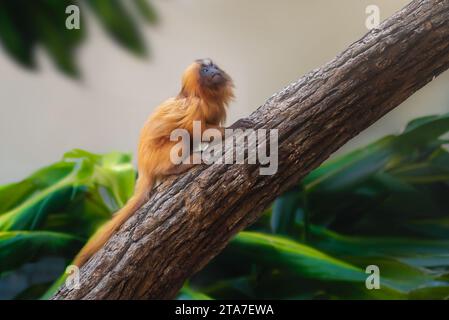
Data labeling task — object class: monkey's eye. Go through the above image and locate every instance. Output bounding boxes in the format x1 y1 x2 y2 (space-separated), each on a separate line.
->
202 68 207 73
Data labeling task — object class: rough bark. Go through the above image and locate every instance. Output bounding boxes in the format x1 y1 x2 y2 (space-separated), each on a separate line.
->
53 0 449 299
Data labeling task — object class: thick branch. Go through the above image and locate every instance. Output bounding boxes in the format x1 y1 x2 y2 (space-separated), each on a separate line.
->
53 0 449 299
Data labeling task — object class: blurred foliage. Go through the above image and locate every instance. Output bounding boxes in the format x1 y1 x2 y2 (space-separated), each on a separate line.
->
0 149 135 299
184 113 449 300
2 114 449 299
0 0 158 77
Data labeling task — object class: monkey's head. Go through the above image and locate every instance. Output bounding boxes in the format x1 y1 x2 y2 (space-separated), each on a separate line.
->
180 59 234 104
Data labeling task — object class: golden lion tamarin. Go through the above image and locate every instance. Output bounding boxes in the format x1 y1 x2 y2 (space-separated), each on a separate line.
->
73 59 235 267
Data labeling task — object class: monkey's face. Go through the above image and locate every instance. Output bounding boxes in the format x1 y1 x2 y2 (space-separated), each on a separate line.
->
180 59 234 102
197 59 230 90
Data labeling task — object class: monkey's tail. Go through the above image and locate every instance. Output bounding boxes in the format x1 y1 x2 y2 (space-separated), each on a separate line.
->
72 176 154 267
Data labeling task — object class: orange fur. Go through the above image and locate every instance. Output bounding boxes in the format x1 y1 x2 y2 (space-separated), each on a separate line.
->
73 60 234 267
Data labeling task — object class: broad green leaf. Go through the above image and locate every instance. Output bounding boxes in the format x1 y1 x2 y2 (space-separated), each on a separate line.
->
408 286 449 299
0 149 136 299
270 187 303 235
133 0 158 24
0 2 35 68
400 113 449 144
405 217 449 240
87 0 147 56
303 113 449 193
32 1 82 77
231 232 366 282
0 180 37 214
0 149 135 232
0 162 93 231
0 0 157 77
303 136 396 193
178 285 213 300
310 226 449 260
0 231 83 273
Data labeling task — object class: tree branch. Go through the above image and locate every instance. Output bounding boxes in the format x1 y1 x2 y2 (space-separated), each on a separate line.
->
53 0 449 299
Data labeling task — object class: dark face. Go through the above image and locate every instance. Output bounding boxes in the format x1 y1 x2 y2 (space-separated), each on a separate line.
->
198 59 228 89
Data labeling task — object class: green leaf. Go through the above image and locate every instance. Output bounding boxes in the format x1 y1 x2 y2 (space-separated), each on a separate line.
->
87 0 147 56
310 226 449 258
192 231 407 299
270 187 303 235
0 231 83 273
0 0 157 77
304 113 449 194
0 149 135 233
178 285 213 300
14 282 54 300
133 0 158 24
303 136 396 193
408 286 449 299
231 232 366 282
400 113 449 144
309 226 449 281
0 149 136 299
0 2 36 68
188 113 449 300
0 162 92 231
31 0 84 77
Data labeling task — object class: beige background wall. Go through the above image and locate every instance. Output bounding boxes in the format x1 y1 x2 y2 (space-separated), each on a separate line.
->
1 0 448 184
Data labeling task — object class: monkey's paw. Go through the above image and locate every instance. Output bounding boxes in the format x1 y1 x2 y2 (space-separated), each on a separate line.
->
229 117 255 129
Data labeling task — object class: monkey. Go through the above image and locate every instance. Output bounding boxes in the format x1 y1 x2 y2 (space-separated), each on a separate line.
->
72 59 236 267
